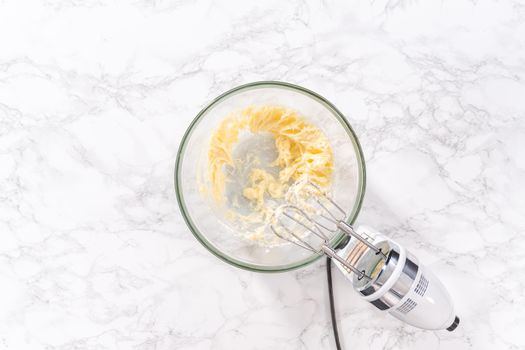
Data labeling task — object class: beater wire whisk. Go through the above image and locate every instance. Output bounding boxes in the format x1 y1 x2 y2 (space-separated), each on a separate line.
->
271 182 388 281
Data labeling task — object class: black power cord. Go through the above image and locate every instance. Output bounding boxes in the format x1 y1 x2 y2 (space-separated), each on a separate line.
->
326 257 342 350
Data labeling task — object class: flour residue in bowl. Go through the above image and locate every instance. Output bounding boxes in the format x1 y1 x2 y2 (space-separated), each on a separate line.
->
206 105 333 244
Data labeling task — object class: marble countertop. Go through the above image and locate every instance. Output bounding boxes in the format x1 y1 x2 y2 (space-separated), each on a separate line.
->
1 1 525 349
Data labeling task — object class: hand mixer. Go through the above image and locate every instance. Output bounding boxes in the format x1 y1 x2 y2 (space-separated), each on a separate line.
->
271 182 460 332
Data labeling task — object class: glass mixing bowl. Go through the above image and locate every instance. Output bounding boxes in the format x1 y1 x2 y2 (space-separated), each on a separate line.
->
175 81 366 272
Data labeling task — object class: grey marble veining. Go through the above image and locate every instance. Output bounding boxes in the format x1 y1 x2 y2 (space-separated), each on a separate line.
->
1 0 524 349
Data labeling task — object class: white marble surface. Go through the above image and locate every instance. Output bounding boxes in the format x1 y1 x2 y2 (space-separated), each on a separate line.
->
1 0 525 349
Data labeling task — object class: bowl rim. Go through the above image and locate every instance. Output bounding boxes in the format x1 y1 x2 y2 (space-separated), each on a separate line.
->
174 81 366 272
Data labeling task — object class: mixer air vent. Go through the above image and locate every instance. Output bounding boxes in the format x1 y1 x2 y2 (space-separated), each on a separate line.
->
414 275 429 296
397 298 417 314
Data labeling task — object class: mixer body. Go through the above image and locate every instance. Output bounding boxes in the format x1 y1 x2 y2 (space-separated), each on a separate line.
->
389 266 458 330
333 226 459 331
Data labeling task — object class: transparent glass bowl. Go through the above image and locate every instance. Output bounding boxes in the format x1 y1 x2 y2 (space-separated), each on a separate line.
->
175 81 366 272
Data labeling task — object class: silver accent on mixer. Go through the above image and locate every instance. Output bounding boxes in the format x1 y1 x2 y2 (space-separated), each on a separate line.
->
353 242 419 310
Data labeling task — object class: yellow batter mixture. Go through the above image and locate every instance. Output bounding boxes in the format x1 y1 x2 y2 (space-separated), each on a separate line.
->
207 105 333 241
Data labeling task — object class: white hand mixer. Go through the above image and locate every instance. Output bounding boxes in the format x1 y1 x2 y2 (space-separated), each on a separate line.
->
271 182 459 331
